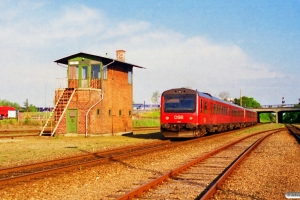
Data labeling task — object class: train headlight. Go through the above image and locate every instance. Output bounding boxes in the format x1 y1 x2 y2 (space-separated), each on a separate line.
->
166 116 169 120
189 117 193 120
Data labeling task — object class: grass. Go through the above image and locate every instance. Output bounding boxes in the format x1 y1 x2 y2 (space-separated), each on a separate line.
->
132 118 160 127
0 118 42 129
132 110 160 127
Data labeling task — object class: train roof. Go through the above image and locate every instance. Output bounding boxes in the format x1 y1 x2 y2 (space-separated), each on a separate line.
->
161 88 255 112
198 91 254 111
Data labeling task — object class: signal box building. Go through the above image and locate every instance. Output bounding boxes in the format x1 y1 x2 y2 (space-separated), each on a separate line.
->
40 50 144 136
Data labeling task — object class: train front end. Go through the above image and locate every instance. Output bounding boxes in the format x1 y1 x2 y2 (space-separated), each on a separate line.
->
160 88 200 138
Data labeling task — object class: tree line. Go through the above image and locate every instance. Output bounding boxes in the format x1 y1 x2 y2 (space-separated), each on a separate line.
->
0 99 38 112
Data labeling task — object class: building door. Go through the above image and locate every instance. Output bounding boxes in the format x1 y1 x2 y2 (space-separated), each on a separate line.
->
67 109 78 133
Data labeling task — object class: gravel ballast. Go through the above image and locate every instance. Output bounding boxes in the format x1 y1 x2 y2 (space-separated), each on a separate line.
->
0 125 299 199
211 130 300 200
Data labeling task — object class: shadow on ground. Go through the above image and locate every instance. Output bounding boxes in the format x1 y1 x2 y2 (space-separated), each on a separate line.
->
123 131 196 142
123 131 166 140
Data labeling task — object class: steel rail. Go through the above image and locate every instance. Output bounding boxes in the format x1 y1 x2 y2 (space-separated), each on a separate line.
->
0 140 171 184
0 130 45 134
0 134 39 138
0 126 160 138
0 127 160 133
0 143 174 185
199 131 278 199
285 124 300 143
2 127 254 186
116 128 283 200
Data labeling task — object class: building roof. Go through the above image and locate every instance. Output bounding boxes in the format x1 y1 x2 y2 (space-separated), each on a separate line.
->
54 52 146 69
0 106 16 110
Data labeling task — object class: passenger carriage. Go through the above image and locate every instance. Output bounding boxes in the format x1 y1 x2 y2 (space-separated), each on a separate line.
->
160 88 257 138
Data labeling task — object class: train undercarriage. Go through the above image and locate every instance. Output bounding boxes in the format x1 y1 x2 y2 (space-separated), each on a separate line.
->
161 122 257 138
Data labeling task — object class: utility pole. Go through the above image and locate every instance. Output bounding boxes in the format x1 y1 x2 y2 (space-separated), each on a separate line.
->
240 89 242 106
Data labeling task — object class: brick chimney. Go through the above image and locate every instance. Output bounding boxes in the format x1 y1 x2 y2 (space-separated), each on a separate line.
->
116 50 126 62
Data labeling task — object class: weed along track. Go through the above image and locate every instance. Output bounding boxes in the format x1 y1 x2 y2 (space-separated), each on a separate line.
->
114 129 283 199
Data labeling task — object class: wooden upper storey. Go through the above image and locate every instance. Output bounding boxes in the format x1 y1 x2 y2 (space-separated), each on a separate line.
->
54 52 145 89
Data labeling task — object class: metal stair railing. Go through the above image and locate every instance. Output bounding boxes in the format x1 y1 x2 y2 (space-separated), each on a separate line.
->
50 89 76 136
40 88 66 136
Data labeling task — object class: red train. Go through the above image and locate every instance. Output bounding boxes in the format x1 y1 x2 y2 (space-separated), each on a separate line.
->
160 88 257 138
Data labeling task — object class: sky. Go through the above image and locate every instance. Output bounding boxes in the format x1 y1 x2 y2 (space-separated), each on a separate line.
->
0 0 300 107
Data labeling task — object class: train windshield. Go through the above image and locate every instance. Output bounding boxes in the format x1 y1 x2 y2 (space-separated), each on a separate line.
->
163 94 196 113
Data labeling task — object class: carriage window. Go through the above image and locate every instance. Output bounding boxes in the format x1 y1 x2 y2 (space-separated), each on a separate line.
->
200 99 203 113
204 102 207 113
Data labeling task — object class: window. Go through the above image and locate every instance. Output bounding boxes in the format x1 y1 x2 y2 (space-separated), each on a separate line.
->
91 64 100 79
129 110 131 116
109 109 111 116
97 109 100 116
103 66 108 80
204 102 207 113
82 66 88 79
69 66 78 79
128 69 132 84
119 110 122 116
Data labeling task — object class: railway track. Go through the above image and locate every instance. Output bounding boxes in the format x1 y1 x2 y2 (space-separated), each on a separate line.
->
0 126 261 188
285 124 300 143
0 126 160 138
114 128 283 199
0 140 171 186
0 130 229 187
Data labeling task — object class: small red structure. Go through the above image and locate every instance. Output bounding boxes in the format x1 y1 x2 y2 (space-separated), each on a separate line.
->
0 106 16 119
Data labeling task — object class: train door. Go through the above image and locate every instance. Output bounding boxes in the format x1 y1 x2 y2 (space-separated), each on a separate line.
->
199 98 203 123
66 109 78 133
210 101 214 123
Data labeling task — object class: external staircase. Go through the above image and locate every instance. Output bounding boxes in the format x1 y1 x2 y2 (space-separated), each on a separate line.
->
40 88 76 136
